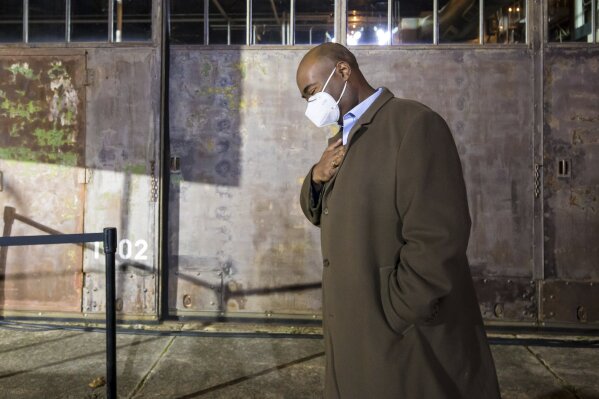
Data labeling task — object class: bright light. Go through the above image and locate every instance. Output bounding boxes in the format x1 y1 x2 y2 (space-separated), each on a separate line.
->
347 30 362 45
516 7 520 12
508 7 512 12
376 27 389 45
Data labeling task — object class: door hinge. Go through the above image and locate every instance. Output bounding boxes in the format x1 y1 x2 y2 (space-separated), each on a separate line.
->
77 167 91 184
85 68 95 86
150 160 159 202
534 163 542 198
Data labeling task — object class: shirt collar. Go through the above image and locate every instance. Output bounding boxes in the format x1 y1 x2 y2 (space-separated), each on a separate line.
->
342 87 384 126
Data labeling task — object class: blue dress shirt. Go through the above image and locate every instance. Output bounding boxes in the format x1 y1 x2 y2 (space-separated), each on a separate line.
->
341 87 384 145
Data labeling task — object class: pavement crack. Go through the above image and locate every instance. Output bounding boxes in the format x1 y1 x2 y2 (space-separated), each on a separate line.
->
128 335 176 399
175 351 325 399
524 345 581 399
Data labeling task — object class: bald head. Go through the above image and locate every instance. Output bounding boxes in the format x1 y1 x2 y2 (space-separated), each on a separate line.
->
296 43 375 125
301 42 359 71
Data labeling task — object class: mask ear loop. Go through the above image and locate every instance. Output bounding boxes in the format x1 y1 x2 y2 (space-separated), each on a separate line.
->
336 81 347 104
321 66 337 92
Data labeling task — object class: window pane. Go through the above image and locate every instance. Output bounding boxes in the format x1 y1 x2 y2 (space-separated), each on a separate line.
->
295 0 334 45
549 0 594 42
390 0 434 44
170 0 204 44
252 0 290 45
29 0 65 43
0 0 23 43
438 0 480 43
209 0 246 45
114 0 152 42
347 0 389 45
71 0 109 42
484 0 526 44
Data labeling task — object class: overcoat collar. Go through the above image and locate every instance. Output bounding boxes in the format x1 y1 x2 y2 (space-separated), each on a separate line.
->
323 87 395 196
327 87 395 147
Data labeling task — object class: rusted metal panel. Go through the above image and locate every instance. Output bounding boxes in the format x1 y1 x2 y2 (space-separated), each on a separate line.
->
168 49 324 318
543 48 599 281
541 280 599 325
0 54 86 312
82 48 161 318
472 277 537 323
167 48 534 319
354 48 535 280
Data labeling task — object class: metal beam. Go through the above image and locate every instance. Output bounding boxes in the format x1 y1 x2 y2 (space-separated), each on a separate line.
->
204 0 209 45
108 0 114 42
479 0 484 44
387 0 392 45
433 0 439 44
592 0 597 43
290 0 295 45
66 0 71 42
211 0 229 21
269 0 280 25
23 0 28 43
246 0 251 45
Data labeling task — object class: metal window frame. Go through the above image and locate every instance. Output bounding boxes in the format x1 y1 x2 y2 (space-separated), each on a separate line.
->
66 0 71 42
23 0 29 43
204 0 209 45
546 0 598 45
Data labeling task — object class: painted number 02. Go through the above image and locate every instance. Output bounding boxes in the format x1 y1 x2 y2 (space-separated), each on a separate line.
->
93 239 148 260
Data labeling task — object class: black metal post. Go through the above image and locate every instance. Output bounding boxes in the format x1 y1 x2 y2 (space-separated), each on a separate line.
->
103 227 117 399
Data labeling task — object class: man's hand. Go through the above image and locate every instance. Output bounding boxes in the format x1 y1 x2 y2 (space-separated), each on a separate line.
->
312 138 346 187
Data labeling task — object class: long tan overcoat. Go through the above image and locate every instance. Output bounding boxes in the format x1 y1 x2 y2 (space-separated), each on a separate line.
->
299 88 502 398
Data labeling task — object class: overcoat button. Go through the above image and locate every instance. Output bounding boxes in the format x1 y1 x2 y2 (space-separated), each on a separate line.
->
323 208 329 215
323 259 330 267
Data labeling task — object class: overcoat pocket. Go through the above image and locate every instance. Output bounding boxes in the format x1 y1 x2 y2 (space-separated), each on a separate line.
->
378 265 414 336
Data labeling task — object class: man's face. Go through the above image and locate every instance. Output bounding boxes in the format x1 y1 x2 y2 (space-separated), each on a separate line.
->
296 57 349 124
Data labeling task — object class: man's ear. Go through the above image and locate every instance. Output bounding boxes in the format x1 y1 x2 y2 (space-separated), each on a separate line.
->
336 61 352 81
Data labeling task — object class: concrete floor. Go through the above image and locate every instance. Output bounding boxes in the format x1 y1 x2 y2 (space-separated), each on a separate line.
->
0 324 598 399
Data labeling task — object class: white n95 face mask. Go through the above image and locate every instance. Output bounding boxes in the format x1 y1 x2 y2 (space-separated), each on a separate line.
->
305 66 348 128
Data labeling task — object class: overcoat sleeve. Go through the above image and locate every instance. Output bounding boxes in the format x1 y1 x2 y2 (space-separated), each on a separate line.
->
299 164 325 227
382 109 472 331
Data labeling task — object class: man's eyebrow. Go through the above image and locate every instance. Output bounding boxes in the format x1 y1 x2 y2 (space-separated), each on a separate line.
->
302 83 317 97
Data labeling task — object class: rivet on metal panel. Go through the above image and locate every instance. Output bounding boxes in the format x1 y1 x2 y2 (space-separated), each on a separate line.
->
507 279 512 284
494 303 504 318
549 311 554 317
549 294 554 299
534 164 542 198
576 306 587 322
183 294 192 308
483 278 487 284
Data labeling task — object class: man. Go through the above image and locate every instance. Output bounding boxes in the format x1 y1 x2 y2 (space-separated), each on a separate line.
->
297 43 502 398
